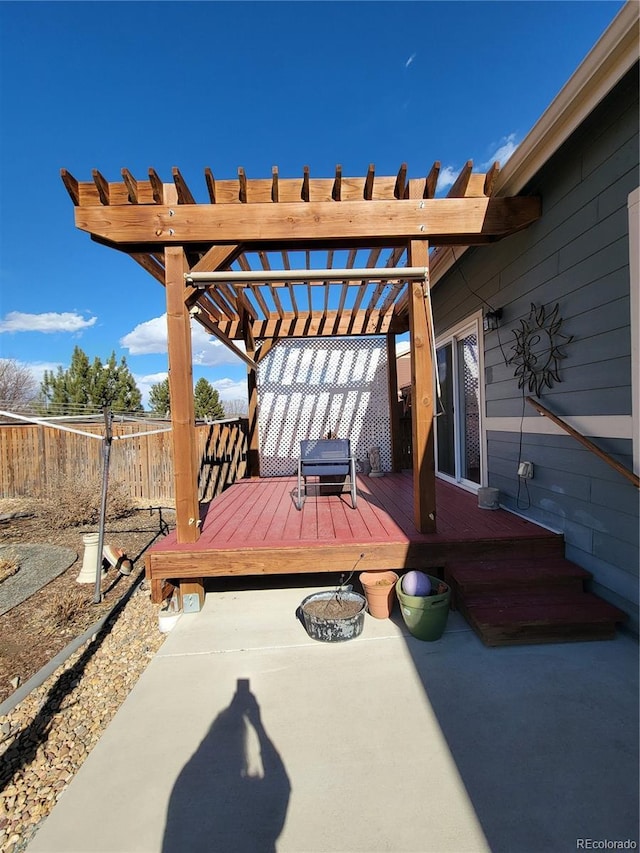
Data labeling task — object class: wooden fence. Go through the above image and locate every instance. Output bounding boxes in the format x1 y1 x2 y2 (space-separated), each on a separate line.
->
0 418 248 506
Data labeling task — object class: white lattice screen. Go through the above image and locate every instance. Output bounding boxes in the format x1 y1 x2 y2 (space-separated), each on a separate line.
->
257 337 392 477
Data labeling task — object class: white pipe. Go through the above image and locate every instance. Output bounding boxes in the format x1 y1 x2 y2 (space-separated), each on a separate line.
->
112 427 173 440
0 410 173 441
185 266 428 285
0 410 104 439
425 285 443 410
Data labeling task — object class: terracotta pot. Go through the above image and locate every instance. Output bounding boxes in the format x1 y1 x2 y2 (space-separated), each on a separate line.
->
359 571 399 619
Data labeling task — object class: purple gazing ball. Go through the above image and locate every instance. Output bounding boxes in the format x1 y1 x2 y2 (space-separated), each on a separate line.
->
402 571 431 597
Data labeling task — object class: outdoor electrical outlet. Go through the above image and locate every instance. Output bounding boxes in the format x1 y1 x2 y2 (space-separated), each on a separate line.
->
518 461 534 479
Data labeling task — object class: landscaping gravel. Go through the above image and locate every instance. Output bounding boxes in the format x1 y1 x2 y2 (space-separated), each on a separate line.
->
0 578 166 853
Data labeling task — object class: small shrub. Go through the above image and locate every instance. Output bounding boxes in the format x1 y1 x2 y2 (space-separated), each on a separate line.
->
0 551 20 584
40 475 135 528
46 588 89 630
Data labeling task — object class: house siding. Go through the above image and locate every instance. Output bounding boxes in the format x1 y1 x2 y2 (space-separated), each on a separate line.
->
432 63 639 630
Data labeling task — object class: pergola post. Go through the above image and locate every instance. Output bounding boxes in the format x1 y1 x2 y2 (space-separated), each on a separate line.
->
166 244 204 607
246 342 260 477
165 246 201 543
407 239 436 533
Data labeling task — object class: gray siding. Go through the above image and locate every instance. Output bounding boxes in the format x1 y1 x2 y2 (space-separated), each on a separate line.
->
433 64 639 629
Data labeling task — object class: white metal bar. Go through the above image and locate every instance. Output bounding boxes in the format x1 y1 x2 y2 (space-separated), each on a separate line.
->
112 427 173 440
0 410 104 439
185 266 429 286
38 413 106 422
0 410 172 441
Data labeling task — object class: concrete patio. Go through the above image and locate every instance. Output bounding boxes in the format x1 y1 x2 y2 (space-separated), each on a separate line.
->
27 577 639 853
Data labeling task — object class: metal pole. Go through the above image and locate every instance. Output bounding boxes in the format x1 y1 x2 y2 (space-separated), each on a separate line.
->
93 407 113 604
184 266 429 286
0 410 103 440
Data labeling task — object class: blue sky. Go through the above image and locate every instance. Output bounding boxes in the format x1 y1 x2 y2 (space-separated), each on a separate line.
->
0 0 625 410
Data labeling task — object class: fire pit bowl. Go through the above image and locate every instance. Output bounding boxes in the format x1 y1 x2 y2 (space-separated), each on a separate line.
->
298 590 367 642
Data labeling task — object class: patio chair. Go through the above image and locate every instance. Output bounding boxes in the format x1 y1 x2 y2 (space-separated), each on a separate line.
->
296 438 357 510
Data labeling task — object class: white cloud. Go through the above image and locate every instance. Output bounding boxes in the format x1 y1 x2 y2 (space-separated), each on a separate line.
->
121 314 246 367
137 371 168 385
212 377 248 402
483 133 519 168
134 371 168 408
192 327 246 367
25 361 64 384
436 166 458 193
405 53 416 68
0 311 97 334
120 315 167 354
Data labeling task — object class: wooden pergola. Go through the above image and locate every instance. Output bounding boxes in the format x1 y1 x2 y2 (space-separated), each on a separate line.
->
61 161 540 566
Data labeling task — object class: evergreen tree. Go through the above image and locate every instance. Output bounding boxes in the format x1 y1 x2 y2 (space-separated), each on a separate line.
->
90 351 143 412
194 378 225 420
114 362 143 412
148 378 171 417
148 377 226 420
39 346 142 415
41 346 91 414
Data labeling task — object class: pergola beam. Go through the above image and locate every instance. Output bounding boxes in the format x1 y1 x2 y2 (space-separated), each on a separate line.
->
74 196 541 245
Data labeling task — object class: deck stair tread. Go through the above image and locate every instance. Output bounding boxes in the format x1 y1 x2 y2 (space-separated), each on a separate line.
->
447 557 592 591
446 554 627 646
463 589 628 627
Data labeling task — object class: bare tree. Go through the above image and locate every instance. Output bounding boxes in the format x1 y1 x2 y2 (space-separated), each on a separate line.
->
223 399 248 417
0 359 38 408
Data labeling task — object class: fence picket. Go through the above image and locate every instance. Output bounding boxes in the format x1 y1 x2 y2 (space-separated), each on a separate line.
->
0 419 248 505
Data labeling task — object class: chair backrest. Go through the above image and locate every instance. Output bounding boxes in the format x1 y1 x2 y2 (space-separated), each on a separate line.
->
300 439 351 461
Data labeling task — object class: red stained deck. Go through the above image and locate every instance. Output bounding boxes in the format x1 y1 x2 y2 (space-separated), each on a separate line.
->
146 473 562 587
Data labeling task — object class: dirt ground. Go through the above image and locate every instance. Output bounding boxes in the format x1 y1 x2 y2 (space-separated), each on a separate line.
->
0 498 175 705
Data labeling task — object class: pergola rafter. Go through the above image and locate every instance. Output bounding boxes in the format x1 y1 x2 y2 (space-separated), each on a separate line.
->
62 162 540 345
61 162 541 592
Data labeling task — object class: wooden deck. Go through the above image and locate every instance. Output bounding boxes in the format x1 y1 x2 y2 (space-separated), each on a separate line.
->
146 473 563 599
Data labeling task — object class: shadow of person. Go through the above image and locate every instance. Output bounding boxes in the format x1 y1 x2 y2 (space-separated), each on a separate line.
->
162 678 291 853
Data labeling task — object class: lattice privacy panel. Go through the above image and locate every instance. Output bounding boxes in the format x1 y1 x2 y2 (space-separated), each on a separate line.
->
257 338 392 477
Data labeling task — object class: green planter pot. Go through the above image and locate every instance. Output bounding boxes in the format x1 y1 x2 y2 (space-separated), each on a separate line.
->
395 575 451 641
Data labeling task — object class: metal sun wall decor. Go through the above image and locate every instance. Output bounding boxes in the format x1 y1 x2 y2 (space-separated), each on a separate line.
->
508 302 574 397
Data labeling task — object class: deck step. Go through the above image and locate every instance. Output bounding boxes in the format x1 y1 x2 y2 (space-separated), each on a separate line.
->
446 557 591 595
461 589 628 647
448 534 566 563
446 555 627 647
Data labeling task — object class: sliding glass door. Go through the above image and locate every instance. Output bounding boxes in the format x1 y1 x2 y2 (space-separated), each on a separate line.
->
435 321 482 488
